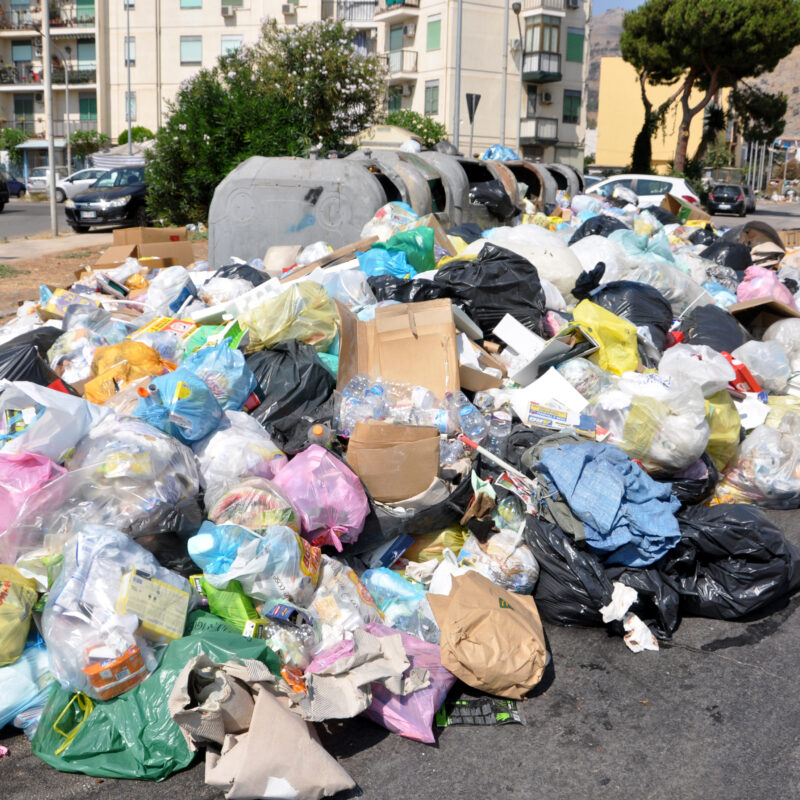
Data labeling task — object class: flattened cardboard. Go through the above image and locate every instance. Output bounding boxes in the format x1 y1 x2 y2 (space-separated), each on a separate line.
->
347 421 439 503
113 226 188 246
727 297 800 338
778 228 800 249
660 193 711 223
336 298 460 399
510 325 599 387
281 236 378 282
138 241 196 267
94 244 139 266
459 339 508 392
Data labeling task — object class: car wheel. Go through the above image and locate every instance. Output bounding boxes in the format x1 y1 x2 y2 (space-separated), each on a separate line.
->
18 188 25 197
55 188 66 203
133 204 148 227
739 207 746 217
0 203 5 213
70 224 90 233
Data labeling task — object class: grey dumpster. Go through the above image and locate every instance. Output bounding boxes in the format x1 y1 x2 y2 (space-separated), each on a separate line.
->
542 163 580 199
455 157 520 225
208 156 391 266
504 161 559 208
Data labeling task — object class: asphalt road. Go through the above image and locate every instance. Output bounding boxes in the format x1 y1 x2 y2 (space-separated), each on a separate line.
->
1 505 799 800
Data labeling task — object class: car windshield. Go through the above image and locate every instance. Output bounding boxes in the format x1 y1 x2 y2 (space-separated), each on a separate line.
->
30 168 47 178
93 168 144 188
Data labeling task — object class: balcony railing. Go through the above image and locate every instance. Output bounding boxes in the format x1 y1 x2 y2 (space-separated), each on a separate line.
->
382 48 417 73
0 62 40 84
522 0 564 11
376 0 420 14
53 118 97 136
0 6 95 30
520 116 558 142
321 0 376 23
52 67 97 84
11 117 35 135
522 51 561 83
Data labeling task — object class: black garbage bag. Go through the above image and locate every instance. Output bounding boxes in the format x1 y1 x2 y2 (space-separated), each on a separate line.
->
343 474 475 556
651 452 719 506
659 504 800 620
368 274 456 305
643 205 680 226
679 303 751 353
700 240 752 274
604 565 681 639
246 340 336 450
524 514 614 628
210 263 269 287
469 180 515 220
688 226 718 246
572 262 607 301
447 223 484 244
0 326 63 360
590 280 673 353
0 339 65 387
433 244 546 340
568 215 628 245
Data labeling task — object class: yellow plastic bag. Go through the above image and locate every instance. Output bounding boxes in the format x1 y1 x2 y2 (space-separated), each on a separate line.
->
84 341 171 405
705 390 741 472
403 525 469 564
765 396 800 428
240 281 337 353
572 300 639 376
0 565 38 666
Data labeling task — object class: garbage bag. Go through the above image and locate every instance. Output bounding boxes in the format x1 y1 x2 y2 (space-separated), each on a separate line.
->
0 565 38 666
192 410 287 492
469 179 515 220
433 243 546 340
568 214 629 245
524 514 612 628
704 389 741 472
457 530 540 594
42 525 192 699
0 380 110 462
714 415 800 508
481 145 520 161
360 568 438 642
651 452 719 506
181 341 257 412
31 630 277 780
246 340 337 449
590 280 673 353
660 504 800 620
272 444 369 551
732 340 792 393
239 281 338 353
210 262 269 288
571 299 640 375
356 248 416 280
763 318 800 372
688 226 717 246
84 340 173 405
360 201 418 242
368 274 456 305
0 451 65 535
679 303 751 353
0 337 65 387
315 267 376 312
0 326 62 360
658 344 736 397
700 240 752 274
144 266 198 316
205 476 300 532
372 227 436 272
447 222 483 244
736 265 798 309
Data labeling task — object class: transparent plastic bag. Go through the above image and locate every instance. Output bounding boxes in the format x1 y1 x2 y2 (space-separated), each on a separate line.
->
0 565 38 666
732 340 792 393
42 525 191 699
763 318 800 373
658 344 736 397
457 530 540 594
145 266 198 316
47 327 117 384
206 476 299 532
556 357 615 401
313 267 377 312
272 445 369 551
181 341 257 412
192 410 287 492
0 452 65 535
0 640 54 729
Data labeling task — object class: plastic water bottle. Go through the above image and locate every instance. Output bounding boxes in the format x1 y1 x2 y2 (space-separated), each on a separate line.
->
487 409 512 456
308 423 335 449
364 381 388 419
187 522 257 575
449 391 489 442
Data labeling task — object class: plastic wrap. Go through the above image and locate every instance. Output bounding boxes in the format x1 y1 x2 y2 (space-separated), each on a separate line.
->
0 641 54 729
0 452 66 535
206 476 299 532
732 340 792 393
763 318 800 372
181 341 257 411
658 344 736 397
457 530 540 594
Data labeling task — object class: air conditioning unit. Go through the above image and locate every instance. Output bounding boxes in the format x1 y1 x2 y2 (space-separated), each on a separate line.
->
541 91 553 104
403 23 416 36
401 84 412 97
221 5 235 16
34 42 42 57
369 29 377 39
35 93 43 103
567 0 580 8
281 3 295 14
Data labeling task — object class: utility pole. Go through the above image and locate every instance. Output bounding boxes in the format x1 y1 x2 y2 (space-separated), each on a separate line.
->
126 0 133 154
512 3 523 154
42 9 57 236
499 2 509 146
452 0 463 149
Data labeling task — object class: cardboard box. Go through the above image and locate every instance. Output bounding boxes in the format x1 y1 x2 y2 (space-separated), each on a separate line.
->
113 226 187 246
459 339 508 392
778 228 800 249
94 240 195 270
94 244 139 267
337 298 460 399
397 213 457 257
347 422 439 503
660 193 712 223
727 297 800 338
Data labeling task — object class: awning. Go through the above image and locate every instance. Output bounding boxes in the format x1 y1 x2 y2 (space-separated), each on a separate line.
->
90 140 154 169
16 139 67 149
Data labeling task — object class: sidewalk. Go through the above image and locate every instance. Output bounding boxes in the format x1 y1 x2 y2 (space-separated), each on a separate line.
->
0 231 113 261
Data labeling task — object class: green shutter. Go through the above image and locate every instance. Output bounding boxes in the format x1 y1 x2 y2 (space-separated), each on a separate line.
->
76 0 95 17
426 17 441 51
566 28 583 62
79 96 97 121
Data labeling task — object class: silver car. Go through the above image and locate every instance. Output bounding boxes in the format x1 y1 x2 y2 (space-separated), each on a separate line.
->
26 166 68 193
51 168 109 203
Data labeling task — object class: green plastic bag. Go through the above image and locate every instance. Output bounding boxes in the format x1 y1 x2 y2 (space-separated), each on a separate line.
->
32 631 279 780
202 577 260 631
373 227 436 272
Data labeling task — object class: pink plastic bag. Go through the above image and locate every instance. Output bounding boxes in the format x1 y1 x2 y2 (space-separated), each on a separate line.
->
272 444 368 551
0 452 66 534
305 622 456 744
736 266 798 310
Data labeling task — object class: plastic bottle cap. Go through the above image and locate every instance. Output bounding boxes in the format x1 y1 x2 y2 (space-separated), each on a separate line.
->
312 424 324 436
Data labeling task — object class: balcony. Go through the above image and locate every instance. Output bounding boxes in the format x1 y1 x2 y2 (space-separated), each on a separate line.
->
321 0 376 24
0 62 40 85
375 0 419 22
522 51 561 83
0 9 39 31
52 66 96 84
53 117 97 136
381 49 417 81
522 0 564 11
11 117 35 135
520 116 558 143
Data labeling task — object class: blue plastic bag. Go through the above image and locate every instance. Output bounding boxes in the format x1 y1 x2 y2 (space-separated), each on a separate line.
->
481 144 520 162
133 367 223 444
0 640 54 729
356 248 417 280
181 341 257 411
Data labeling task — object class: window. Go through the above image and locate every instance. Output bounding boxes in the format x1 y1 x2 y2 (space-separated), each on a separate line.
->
387 87 402 112
180 36 202 65
424 80 438 115
11 41 32 63
389 24 403 52
566 27 584 62
124 35 135 67
426 14 441 51
77 0 95 19
77 40 96 70
125 90 136 121
221 35 243 55
563 89 580 124
123 0 135 8
525 85 537 117
524 15 560 53
637 178 671 195
14 95 34 117
79 92 97 120
10 0 29 7
180 0 202 7
596 178 633 198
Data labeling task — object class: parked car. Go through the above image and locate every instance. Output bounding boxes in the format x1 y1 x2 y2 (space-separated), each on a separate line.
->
64 167 148 232
49 167 108 203
0 173 9 212
26 166 68 193
0 169 25 197
742 185 757 213
707 183 747 216
583 174 603 189
586 173 700 206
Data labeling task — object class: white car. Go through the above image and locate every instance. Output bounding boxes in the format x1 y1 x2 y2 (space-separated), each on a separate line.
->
586 174 700 207
51 167 108 203
26 166 68 193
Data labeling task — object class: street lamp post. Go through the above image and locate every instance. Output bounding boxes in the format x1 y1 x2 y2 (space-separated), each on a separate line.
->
63 45 71 171
512 2 523 155
126 0 132 155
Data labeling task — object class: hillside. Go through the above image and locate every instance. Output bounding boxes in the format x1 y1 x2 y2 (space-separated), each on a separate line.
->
587 8 800 137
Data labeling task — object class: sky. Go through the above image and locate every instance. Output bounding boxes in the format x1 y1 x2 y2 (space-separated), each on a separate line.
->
593 0 642 14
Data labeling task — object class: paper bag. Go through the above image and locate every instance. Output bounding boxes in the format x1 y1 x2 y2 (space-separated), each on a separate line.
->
427 571 547 699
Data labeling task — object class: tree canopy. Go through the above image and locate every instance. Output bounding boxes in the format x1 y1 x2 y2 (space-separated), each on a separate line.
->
384 110 448 149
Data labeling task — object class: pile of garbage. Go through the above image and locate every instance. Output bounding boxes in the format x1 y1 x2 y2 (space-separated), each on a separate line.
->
1 184 800 797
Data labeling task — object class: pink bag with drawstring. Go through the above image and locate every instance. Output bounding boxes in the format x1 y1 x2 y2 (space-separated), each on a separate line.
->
0 452 66 535
736 266 798 310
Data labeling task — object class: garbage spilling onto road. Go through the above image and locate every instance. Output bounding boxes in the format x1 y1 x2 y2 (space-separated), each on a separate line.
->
1 157 800 798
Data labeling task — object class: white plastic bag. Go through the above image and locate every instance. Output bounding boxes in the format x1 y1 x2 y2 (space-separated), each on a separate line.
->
732 340 792 393
763 318 800 373
428 548 475 596
457 530 539 594
658 344 736 397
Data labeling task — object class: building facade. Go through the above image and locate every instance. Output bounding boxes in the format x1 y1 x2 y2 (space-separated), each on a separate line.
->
1 0 590 168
